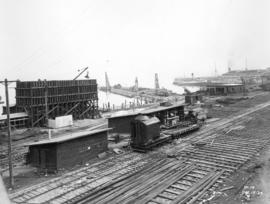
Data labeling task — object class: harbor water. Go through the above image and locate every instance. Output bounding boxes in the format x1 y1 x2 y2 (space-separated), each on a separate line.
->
0 84 199 114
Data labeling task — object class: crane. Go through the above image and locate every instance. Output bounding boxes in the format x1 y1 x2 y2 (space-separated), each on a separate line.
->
73 67 89 80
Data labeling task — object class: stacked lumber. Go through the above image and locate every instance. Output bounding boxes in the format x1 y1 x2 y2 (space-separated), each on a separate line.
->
70 159 189 204
69 161 225 204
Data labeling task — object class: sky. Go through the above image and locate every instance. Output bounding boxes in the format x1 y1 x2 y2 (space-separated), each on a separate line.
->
1 0 270 88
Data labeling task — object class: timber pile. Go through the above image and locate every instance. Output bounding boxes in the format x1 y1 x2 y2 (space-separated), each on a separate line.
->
10 153 159 204
72 160 190 204
9 100 270 204
70 163 225 204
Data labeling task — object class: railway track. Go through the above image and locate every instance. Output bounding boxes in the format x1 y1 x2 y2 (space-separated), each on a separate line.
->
0 148 28 171
84 164 224 204
10 152 160 204
72 132 269 204
140 168 225 204
9 100 270 204
65 102 270 204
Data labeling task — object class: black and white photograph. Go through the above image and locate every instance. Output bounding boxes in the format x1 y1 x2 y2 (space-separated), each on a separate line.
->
1 0 270 203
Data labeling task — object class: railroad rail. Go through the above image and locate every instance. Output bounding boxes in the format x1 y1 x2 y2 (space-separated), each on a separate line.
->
10 153 161 204
9 100 270 204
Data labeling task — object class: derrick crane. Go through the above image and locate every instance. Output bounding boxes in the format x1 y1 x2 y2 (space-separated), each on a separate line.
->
135 77 139 92
105 72 111 92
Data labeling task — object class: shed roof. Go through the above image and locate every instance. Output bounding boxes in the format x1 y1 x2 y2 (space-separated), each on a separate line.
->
26 128 110 146
108 112 138 119
108 103 185 119
0 112 28 121
140 102 185 114
205 83 243 87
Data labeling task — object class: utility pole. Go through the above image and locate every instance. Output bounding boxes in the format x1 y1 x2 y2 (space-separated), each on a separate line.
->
4 79 14 188
44 80 49 127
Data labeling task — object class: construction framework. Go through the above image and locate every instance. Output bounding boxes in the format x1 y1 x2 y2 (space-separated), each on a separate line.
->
15 80 99 127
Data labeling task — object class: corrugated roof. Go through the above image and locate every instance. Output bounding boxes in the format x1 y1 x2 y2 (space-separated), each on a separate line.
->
26 128 110 146
0 112 28 121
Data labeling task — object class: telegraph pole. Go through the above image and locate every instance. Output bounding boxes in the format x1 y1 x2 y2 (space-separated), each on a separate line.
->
44 80 49 127
4 79 14 188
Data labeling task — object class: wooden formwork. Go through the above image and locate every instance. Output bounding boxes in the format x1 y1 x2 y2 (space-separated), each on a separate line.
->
15 80 99 127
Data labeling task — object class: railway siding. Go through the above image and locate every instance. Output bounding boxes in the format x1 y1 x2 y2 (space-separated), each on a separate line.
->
9 100 270 204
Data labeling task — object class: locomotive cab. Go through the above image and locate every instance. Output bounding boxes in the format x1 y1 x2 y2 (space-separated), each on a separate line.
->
130 115 160 148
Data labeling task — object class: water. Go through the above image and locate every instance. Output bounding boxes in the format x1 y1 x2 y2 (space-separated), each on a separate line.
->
0 84 199 114
0 87 136 114
98 91 138 109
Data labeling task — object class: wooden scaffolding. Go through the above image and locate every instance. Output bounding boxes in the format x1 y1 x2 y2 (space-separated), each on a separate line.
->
15 80 99 127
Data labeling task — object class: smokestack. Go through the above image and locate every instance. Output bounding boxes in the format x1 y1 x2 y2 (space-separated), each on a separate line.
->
155 73 160 90
135 77 138 92
228 60 232 72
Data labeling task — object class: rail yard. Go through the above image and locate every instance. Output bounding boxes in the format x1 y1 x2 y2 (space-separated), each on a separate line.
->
0 90 268 204
3 1 270 203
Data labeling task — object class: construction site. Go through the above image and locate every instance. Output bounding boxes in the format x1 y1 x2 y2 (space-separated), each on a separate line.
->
0 68 270 204
2 1 270 204
99 73 183 107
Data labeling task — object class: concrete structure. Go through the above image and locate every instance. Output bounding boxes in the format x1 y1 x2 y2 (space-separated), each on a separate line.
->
27 128 109 172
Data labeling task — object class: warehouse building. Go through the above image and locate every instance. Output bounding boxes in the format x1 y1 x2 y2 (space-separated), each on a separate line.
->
108 113 137 134
27 128 109 172
108 103 185 134
204 83 244 96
